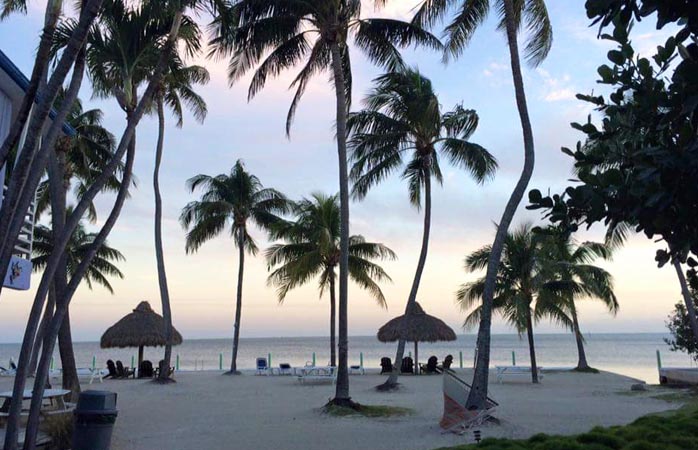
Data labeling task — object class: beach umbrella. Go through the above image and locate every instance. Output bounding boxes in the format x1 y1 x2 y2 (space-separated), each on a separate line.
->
377 302 456 374
100 301 183 368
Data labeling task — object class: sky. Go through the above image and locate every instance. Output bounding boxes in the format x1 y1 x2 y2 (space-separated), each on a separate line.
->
0 1 683 342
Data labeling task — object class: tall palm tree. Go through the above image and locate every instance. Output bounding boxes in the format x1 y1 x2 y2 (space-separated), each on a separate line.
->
266 193 396 366
348 68 496 389
181 160 289 374
542 233 618 371
32 213 125 292
457 224 569 383
151 56 209 383
209 0 441 405
413 0 553 409
30 91 120 395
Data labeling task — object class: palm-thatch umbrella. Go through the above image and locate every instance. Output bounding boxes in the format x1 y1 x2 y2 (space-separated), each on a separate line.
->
100 301 183 368
377 302 456 374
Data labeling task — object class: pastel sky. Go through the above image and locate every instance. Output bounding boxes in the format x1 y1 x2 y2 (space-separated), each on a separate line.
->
0 1 682 342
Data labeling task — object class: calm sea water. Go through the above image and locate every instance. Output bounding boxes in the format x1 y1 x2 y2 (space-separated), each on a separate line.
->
0 333 694 383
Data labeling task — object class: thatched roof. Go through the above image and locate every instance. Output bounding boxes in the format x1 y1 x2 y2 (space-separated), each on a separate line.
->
100 301 183 349
377 302 457 343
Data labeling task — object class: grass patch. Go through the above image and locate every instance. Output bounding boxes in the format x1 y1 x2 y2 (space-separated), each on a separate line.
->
434 401 698 450
323 403 413 418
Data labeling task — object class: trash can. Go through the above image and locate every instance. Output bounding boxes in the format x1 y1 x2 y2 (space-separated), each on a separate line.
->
72 390 118 450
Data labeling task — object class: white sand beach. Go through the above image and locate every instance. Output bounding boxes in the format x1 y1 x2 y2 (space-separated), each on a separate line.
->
2 369 676 450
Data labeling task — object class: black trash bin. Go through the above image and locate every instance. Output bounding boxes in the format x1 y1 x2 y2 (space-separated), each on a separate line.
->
72 390 118 450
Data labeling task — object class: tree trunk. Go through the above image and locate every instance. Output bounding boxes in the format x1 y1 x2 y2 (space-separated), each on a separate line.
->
329 42 351 405
0 0 62 167
228 228 245 375
28 292 55 377
48 145 80 399
673 260 698 343
20 138 136 450
379 167 432 390
154 99 174 383
466 0 536 410
570 298 590 370
3 9 184 444
525 309 539 383
329 270 337 367
0 0 103 292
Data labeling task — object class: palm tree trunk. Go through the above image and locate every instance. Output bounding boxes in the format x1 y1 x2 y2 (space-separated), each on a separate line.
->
329 42 351 405
228 228 245 374
154 99 174 383
569 298 590 370
0 0 62 167
329 270 337 367
0 0 103 293
48 147 80 398
466 0 536 410
525 309 539 383
673 260 698 343
380 172 432 391
28 293 55 377
20 138 136 450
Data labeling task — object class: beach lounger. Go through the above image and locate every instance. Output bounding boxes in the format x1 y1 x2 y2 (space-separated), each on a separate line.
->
440 371 498 434
116 360 135 379
297 366 336 385
349 364 364 375
400 356 414 374
104 360 119 379
276 363 294 376
495 366 544 383
420 356 439 374
256 357 270 375
138 360 154 378
380 357 393 374
76 367 104 384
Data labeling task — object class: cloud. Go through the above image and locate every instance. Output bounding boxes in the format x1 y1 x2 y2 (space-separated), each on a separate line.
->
536 68 577 102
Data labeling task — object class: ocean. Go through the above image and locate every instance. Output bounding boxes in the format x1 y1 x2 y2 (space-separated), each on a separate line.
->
0 333 694 383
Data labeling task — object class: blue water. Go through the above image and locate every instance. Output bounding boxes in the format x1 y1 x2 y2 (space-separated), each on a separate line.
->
0 333 694 383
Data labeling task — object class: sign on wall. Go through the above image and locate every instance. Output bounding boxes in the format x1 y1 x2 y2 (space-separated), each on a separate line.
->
3 256 31 290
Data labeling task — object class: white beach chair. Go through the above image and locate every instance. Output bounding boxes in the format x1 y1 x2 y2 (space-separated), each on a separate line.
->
440 371 497 434
297 366 336 385
495 366 544 383
76 367 104 384
255 357 270 375
349 364 365 375
277 363 294 376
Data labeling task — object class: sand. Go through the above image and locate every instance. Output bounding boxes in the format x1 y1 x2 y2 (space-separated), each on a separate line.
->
0 369 682 450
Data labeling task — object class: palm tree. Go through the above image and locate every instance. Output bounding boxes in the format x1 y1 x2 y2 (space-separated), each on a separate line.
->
457 224 569 383
542 233 618 371
151 56 209 382
348 68 496 389
414 0 553 409
30 91 120 394
209 0 441 406
266 193 396 366
32 213 125 292
181 160 289 374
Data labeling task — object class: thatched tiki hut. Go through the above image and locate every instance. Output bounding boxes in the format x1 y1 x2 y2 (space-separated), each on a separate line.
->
101 301 183 368
377 302 456 374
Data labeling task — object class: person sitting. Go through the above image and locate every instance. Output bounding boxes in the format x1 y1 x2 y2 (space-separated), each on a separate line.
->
380 357 393 374
400 356 414 374
420 355 439 374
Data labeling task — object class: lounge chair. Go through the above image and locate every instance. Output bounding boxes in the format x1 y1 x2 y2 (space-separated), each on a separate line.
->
76 367 104 384
297 366 336 385
255 357 269 375
103 360 119 379
349 364 365 375
400 356 414 374
440 371 498 434
420 356 439 374
277 363 294 376
380 357 393 374
138 360 154 378
115 360 135 379
154 360 175 378
442 355 454 371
